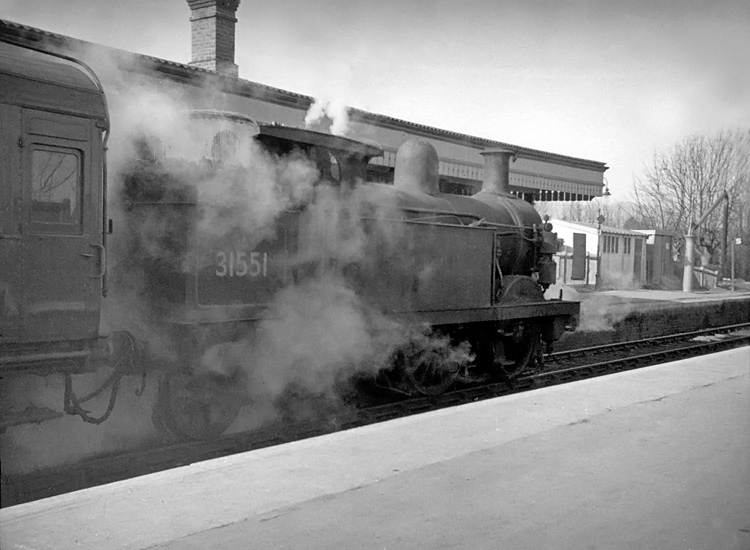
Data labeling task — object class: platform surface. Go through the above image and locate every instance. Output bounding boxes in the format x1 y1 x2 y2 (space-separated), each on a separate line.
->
593 287 750 303
1 347 748 550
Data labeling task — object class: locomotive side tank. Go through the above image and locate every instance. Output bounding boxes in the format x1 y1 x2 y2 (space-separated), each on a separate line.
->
354 139 564 305
352 139 496 315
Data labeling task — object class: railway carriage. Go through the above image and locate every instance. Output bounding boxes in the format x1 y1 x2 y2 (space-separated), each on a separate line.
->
0 39 110 429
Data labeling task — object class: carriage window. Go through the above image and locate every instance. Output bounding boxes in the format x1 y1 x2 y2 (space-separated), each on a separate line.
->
30 147 82 231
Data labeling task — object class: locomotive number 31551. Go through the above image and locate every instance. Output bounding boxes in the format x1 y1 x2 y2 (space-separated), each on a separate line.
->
215 251 268 278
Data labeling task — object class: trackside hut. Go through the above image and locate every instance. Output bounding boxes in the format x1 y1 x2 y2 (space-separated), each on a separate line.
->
632 230 678 288
551 219 647 288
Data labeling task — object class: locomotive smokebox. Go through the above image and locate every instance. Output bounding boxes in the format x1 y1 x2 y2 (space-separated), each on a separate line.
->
480 148 515 195
394 139 440 196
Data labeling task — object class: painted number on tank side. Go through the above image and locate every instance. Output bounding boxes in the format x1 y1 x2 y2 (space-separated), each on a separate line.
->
215 251 268 277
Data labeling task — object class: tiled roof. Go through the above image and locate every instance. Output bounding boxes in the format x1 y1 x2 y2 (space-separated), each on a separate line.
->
0 18 608 172
552 219 648 236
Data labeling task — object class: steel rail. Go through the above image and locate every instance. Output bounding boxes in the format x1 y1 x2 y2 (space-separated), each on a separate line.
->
547 322 750 360
3 324 748 508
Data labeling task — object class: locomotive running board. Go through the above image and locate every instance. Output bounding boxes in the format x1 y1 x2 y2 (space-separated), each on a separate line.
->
164 302 580 328
392 300 580 326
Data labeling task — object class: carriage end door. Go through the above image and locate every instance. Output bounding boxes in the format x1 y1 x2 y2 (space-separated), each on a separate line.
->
21 109 102 343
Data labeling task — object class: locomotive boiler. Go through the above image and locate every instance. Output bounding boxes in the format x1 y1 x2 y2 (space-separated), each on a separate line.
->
0 37 579 445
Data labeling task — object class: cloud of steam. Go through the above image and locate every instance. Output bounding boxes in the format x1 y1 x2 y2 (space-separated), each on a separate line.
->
69 55 321 361
545 283 632 332
197 180 474 423
90 66 442 424
304 97 351 136
91 68 468 428
191 145 319 270
248 275 399 395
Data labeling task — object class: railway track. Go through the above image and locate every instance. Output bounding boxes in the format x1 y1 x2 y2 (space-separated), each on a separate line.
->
3 322 749 508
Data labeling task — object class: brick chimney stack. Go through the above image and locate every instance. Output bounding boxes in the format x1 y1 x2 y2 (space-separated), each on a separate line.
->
187 0 241 77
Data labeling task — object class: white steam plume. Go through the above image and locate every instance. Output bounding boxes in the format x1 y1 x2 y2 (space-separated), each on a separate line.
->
545 283 633 332
304 97 351 137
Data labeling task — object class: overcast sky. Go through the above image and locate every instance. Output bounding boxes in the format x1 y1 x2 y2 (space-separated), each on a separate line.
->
3 0 749 199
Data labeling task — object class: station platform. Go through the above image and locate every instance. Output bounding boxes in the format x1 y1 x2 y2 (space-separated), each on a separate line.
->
592 286 750 303
549 283 750 308
1 347 748 550
547 284 750 345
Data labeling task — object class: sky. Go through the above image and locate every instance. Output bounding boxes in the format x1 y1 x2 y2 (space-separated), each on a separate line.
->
2 0 749 200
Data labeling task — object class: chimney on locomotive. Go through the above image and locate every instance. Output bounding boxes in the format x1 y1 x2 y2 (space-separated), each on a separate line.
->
187 0 241 78
480 148 516 195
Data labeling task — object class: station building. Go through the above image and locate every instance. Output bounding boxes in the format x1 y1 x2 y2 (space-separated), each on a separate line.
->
0 1 608 201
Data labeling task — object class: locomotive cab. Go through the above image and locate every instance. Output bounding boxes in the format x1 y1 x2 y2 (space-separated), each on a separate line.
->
254 123 382 188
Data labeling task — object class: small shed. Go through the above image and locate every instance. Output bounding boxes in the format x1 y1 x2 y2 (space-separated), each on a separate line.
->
632 229 678 288
550 219 647 288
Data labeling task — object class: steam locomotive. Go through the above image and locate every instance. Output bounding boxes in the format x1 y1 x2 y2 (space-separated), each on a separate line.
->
0 38 578 441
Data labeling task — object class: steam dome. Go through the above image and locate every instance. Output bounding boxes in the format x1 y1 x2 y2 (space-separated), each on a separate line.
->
394 139 440 196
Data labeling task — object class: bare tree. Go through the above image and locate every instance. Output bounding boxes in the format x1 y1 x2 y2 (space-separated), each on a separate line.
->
539 198 632 228
632 130 750 264
733 131 750 241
